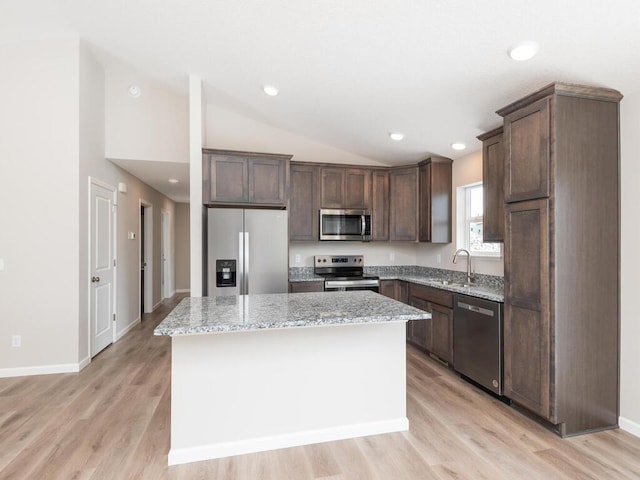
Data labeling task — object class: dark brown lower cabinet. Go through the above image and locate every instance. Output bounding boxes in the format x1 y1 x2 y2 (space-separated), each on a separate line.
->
430 304 453 364
407 284 453 363
504 199 551 421
288 281 325 293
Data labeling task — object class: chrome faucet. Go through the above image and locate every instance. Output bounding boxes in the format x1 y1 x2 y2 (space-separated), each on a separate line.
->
453 248 474 284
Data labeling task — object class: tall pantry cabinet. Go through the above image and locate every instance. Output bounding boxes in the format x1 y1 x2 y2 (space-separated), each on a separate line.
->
498 83 622 436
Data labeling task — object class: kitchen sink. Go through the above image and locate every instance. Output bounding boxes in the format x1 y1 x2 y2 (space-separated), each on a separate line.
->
436 279 475 288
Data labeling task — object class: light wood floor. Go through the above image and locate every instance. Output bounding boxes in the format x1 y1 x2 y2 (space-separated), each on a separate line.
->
2 294 639 479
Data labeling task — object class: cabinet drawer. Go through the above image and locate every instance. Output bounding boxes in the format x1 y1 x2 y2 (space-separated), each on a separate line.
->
409 283 453 308
289 281 324 293
409 295 430 311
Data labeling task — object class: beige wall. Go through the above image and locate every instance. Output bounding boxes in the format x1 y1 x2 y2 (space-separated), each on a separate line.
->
620 90 640 432
175 203 191 291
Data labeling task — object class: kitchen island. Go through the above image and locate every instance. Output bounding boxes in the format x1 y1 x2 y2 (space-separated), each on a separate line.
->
154 291 430 465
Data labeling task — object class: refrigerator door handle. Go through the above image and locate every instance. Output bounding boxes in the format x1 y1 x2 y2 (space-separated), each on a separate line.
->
238 232 244 295
244 231 250 294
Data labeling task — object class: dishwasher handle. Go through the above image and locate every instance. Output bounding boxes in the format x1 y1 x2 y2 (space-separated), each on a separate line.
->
456 301 495 317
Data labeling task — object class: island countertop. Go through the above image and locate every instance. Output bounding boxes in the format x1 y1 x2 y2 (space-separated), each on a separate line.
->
154 290 430 336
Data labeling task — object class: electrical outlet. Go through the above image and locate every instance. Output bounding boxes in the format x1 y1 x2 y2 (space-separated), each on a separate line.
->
436 254 442 264
294 254 301 264
11 335 21 347
389 252 395 261
0 258 4 271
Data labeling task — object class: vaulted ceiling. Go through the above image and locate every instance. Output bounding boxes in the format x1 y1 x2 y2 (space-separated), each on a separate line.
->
4 0 640 200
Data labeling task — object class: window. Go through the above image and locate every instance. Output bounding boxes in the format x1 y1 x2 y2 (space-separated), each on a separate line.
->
460 183 501 257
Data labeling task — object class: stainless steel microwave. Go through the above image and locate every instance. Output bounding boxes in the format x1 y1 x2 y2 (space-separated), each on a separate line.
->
319 209 371 241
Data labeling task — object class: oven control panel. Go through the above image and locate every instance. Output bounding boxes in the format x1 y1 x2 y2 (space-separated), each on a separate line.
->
314 255 364 266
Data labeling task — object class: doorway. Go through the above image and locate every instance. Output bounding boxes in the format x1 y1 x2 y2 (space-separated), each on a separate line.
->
161 211 171 299
140 200 153 316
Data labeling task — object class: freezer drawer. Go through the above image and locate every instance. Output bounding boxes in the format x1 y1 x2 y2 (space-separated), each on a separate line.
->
453 294 503 395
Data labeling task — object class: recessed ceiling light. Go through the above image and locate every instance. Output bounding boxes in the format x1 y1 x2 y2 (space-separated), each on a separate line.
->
263 85 279 96
389 132 404 141
128 85 141 98
508 41 539 61
168 178 179 184
451 143 466 151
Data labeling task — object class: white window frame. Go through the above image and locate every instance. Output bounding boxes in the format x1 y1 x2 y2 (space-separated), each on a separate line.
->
458 182 502 259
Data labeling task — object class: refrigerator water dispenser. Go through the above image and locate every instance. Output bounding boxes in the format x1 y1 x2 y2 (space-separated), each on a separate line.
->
216 259 236 287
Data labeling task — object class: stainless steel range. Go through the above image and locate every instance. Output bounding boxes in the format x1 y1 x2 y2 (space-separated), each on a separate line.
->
314 255 380 292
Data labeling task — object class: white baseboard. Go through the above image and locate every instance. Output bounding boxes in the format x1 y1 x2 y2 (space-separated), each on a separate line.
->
115 316 140 341
168 417 408 466
152 300 162 311
78 355 91 371
620 416 640 438
175 289 190 294
0 361 84 378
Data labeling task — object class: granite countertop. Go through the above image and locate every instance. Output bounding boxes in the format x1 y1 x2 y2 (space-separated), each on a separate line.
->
289 266 504 303
377 275 504 303
154 290 430 336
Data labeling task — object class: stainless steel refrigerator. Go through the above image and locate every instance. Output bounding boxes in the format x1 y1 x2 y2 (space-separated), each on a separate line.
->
207 208 288 296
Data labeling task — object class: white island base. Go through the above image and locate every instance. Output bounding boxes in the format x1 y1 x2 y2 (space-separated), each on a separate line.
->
168 321 407 465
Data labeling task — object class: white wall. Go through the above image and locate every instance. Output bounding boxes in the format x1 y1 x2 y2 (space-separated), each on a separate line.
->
619 90 640 434
104 54 189 164
175 203 191 291
416 151 504 277
206 103 387 166
290 242 418 267
0 37 178 375
0 37 81 370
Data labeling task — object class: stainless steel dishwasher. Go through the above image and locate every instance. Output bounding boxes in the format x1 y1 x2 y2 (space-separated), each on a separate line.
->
453 294 503 395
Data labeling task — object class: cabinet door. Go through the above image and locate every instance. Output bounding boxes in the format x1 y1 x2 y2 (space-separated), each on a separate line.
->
209 156 248 203
419 158 452 243
482 130 505 242
344 168 371 209
249 157 286 205
320 168 345 208
389 167 418 241
289 164 320 241
379 280 397 299
418 162 432 242
504 97 551 203
371 170 389 241
289 281 324 293
408 295 432 350
396 280 409 304
504 199 552 421
431 304 453 364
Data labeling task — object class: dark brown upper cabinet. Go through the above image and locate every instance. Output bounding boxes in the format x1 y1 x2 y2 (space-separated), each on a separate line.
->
203 149 290 207
371 170 389 241
497 82 622 436
502 97 550 203
289 163 320 241
477 127 505 243
320 167 371 209
389 166 419 241
418 157 452 243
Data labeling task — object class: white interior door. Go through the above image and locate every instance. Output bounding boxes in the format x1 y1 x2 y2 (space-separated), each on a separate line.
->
90 180 115 357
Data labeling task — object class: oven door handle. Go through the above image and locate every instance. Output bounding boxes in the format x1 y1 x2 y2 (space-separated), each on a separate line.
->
325 279 380 288
361 214 366 237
